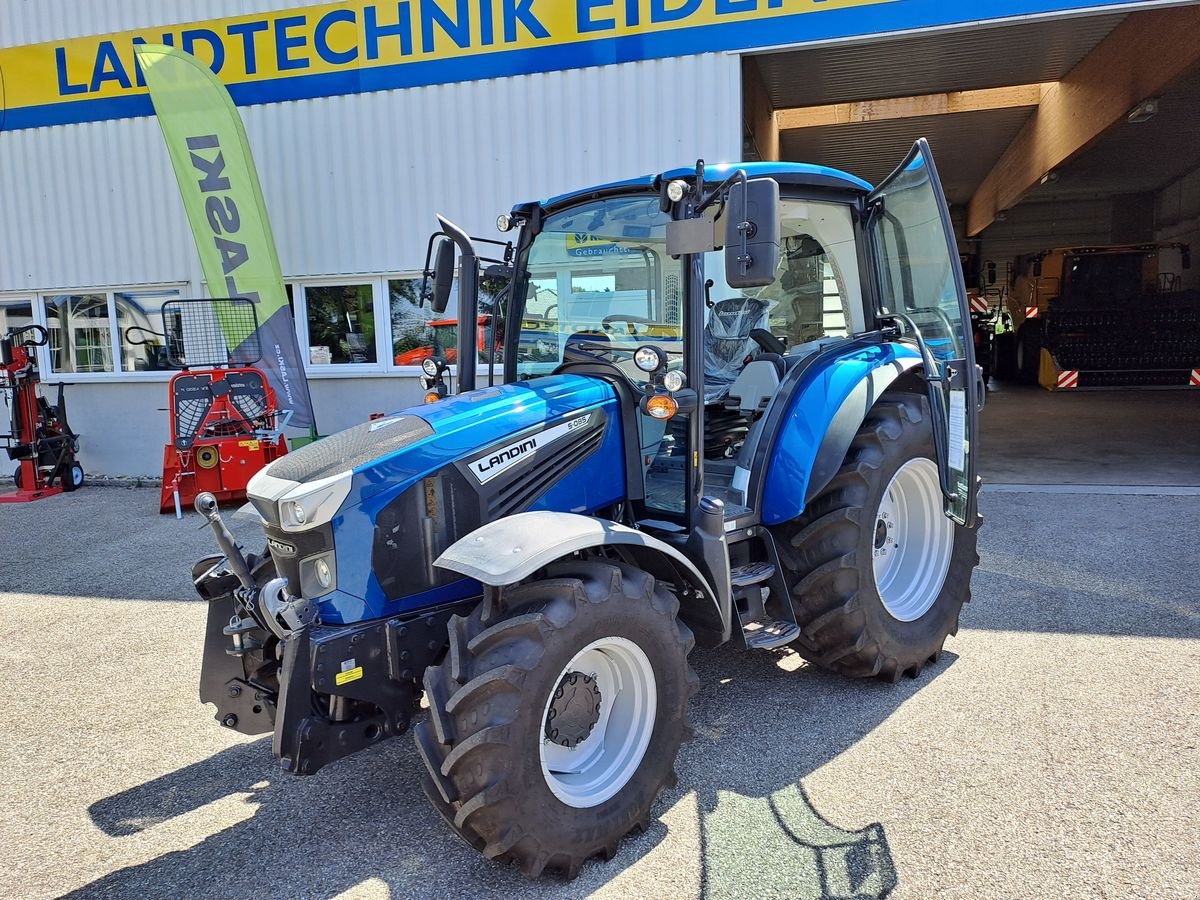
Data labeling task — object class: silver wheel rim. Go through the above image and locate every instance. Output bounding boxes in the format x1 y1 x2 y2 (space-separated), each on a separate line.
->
539 636 657 809
872 457 954 622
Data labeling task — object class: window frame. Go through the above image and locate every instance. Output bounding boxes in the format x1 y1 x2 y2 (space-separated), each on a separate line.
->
10 273 458 383
291 275 389 377
30 283 189 383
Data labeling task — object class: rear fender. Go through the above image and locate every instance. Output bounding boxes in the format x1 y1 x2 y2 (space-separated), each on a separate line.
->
759 346 923 526
435 511 729 647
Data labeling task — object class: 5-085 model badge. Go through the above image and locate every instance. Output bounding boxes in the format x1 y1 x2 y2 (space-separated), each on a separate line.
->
468 414 592 484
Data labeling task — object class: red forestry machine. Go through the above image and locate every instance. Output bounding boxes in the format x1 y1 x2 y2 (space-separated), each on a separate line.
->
1 324 83 502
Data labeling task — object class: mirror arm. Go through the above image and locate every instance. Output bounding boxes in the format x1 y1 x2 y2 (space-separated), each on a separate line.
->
695 167 746 215
418 230 447 308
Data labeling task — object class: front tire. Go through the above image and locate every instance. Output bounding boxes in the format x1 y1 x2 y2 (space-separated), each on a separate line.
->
1016 322 1043 384
992 331 1017 382
415 560 695 879
773 396 979 682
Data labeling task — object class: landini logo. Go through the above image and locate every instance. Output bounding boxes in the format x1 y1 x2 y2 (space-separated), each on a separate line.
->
468 414 591 484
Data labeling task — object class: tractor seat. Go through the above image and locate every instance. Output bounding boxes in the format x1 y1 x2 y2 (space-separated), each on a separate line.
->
726 359 782 416
703 296 771 404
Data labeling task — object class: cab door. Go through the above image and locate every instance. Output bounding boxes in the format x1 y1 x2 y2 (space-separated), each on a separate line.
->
867 139 981 526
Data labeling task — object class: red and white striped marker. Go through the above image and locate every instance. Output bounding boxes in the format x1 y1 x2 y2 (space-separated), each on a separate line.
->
969 296 989 314
1190 368 1200 387
1057 370 1080 390
1026 306 1040 319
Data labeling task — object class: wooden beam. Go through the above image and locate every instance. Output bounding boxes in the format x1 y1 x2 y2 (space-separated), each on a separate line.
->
776 84 1045 131
742 57 779 162
967 5 1200 237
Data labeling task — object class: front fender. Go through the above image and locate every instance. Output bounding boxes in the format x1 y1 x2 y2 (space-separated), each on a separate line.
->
759 343 922 526
435 511 729 646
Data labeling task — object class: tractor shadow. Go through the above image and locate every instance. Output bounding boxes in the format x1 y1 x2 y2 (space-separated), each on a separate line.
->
74 648 951 899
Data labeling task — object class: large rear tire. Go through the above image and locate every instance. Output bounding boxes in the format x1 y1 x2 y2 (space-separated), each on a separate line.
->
773 396 979 681
415 559 695 879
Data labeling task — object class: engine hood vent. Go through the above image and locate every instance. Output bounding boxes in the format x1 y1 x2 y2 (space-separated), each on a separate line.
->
267 415 434 484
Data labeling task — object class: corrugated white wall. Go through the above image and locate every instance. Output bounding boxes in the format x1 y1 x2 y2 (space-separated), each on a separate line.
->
0 20 741 475
0 52 741 291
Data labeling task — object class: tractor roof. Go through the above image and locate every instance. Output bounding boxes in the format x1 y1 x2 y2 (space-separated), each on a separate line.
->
527 162 873 213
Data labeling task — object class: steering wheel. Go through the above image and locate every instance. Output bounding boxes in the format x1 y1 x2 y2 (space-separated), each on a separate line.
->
602 313 656 336
602 313 655 326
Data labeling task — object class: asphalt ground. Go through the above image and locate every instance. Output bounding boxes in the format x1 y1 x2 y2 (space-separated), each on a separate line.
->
1 486 1197 899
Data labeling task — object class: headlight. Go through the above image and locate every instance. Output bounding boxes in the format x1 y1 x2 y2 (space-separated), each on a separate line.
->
298 551 337 597
421 357 440 377
278 470 353 532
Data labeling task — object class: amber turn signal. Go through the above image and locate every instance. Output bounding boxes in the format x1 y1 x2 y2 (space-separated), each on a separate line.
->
424 390 443 404
644 393 678 420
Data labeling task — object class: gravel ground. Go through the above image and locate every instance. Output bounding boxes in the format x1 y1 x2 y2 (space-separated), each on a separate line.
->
0 486 1197 899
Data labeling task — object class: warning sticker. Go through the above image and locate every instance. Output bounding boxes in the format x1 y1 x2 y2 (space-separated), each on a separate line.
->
947 389 967 473
335 666 363 686
238 440 261 450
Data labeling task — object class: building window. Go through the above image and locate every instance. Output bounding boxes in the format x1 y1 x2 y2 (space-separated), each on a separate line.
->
0 298 38 374
116 287 184 371
389 276 457 365
44 294 113 373
298 282 378 366
37 287 186 376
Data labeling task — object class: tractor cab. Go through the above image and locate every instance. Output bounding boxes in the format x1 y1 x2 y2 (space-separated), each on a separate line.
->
428 144 980 543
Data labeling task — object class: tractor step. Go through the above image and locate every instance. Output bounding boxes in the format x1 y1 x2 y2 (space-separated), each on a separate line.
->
730 562 776 588
742 619 801 650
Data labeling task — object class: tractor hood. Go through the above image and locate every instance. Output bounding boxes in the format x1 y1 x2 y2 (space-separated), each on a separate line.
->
248 374 618 526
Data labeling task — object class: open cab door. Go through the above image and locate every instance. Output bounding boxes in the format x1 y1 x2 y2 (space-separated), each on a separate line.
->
867 139 981 526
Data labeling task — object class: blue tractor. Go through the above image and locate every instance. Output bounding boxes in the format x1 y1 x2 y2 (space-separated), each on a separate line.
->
193 140 982 879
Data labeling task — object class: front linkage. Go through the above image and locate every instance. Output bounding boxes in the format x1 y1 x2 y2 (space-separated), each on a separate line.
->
193 493 466 775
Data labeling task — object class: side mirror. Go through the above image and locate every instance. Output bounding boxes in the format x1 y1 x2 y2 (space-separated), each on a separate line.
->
1032 259 1043 278
1182 246 1191 270
987 262 997 285
725 178 780 289
430 238 455 314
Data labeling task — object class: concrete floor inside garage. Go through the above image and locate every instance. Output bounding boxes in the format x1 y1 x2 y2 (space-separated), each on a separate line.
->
980 386 1200 487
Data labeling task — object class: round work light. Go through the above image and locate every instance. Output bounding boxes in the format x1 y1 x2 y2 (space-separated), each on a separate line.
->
634 346 666 373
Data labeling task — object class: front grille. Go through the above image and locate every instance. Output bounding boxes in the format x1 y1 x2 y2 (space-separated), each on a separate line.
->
264 523 333 595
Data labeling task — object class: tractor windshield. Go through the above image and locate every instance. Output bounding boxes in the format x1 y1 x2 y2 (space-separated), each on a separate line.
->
513 196 685 386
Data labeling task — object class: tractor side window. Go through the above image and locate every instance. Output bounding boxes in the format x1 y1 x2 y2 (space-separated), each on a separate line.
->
873 184 965 363
515 196 684 387
705 199 862 353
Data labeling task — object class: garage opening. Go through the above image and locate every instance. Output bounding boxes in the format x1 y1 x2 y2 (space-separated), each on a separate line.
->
743 4 1200 489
